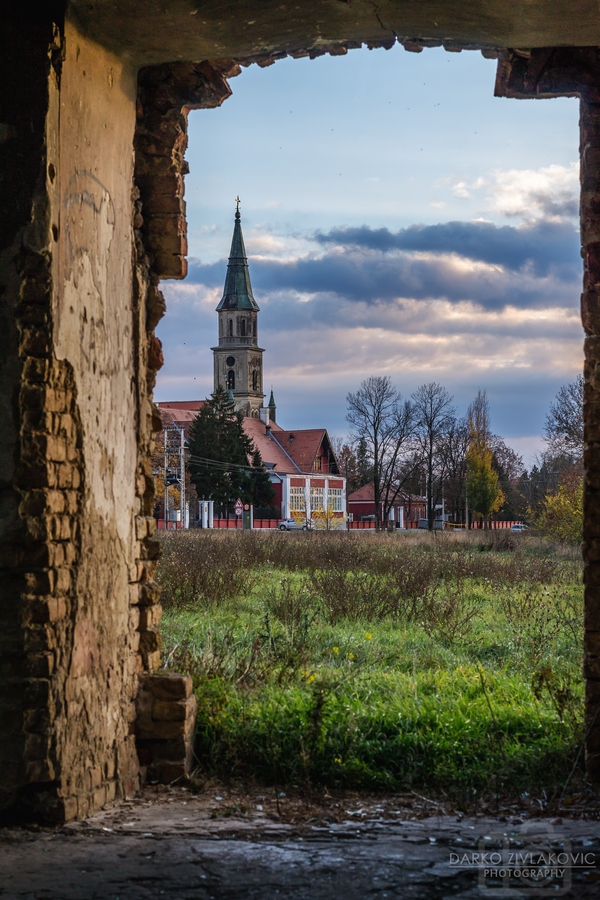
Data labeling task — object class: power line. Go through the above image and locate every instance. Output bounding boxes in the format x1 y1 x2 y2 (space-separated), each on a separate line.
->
186 453 262 474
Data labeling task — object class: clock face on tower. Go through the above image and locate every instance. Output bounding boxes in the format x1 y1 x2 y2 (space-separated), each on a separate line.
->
226 356 235 366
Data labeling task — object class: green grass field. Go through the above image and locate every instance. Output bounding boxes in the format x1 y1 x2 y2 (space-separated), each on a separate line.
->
157 530 584 801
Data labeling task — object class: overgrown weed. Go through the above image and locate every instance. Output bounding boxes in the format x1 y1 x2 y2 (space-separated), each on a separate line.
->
157 529 585 797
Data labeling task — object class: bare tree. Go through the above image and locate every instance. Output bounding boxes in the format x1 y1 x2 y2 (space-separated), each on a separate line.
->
467 389 492 446
544 374 583 460
346 376 416 530
439 417 470 524
412 383 456 530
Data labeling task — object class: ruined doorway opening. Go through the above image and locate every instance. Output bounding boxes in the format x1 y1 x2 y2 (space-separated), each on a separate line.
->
144 46 589 796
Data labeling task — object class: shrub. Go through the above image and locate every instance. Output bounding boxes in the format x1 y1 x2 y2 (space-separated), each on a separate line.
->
535 471 583 544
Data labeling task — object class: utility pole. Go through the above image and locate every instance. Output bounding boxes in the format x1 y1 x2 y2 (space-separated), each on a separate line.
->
164 428 169 528
171 422 186 528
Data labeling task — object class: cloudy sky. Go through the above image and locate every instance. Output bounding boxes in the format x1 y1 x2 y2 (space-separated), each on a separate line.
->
155 45 582 465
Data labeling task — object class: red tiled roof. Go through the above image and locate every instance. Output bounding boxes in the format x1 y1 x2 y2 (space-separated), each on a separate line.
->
273 429 326 472
158 408 201 435
347 483 426 504
240 417 298 474
347 483 375 503
156 401 336 477
157 400 206 411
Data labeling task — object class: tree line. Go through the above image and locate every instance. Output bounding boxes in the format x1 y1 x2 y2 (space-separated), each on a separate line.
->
336 375 583 535
155 373 583 540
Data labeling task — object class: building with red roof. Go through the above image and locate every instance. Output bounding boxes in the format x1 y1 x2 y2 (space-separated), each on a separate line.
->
347 482 426 528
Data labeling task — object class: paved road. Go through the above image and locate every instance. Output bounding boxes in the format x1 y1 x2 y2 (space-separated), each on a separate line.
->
1 790 599 899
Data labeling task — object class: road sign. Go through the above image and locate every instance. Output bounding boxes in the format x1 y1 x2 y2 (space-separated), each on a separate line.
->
234 498 243 516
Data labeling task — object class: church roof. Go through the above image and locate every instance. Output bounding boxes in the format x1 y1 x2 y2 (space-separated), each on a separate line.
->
241 417 295 473
216 205 259 312
156 402 206 434
157 401 340 478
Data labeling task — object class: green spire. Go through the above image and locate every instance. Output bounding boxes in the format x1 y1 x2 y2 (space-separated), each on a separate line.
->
216 199 260 312
268 388 276 424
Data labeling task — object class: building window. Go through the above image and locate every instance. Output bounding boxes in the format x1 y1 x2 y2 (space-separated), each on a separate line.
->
253 320 257 336
313 456 322 472
252 370 258 391
228 319 233 336
310 486 324 512
227 370 235 390
240 318 246 336
329 488 343 512
289 486 305 514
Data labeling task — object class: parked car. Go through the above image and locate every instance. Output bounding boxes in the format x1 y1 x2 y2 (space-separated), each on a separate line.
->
510 523 529 532
278 518 311 531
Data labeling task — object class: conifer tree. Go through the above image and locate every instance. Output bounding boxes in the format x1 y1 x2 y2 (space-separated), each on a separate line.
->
187 386 273 507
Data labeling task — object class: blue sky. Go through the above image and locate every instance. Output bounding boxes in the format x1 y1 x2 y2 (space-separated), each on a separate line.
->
155 45 582 465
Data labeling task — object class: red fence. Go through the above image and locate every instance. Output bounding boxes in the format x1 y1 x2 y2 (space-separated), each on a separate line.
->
157 518 526 532
212 518 280 529
156 519 184 530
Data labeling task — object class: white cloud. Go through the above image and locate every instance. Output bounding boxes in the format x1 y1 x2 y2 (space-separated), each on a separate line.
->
446 162 579 222
488 162 579 220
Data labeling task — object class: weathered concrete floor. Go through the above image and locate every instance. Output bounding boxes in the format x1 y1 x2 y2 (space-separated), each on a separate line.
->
1 788 599 899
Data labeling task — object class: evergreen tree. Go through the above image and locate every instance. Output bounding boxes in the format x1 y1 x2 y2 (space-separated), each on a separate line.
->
355 436 374 488
187 386 271 507
249 448 276 508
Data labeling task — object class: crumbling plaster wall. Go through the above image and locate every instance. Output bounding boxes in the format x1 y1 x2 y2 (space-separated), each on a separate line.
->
0 14 163 822
43 22 149 820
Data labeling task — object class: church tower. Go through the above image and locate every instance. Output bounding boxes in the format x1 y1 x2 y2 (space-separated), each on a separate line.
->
212 200 265 417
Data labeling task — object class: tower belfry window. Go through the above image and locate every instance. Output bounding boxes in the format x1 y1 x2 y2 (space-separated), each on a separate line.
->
228 319 233 336
227 370 235 390
240 318 246 336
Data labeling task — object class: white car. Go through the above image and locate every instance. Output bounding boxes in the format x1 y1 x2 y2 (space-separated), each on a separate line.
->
278 518 311 531
510 523 529 532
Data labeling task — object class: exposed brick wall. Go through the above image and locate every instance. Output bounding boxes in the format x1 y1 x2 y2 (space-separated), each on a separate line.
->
135 61 239 279
0 17 167 822
136 673 197 783
580 96 600 782
496 48 600 781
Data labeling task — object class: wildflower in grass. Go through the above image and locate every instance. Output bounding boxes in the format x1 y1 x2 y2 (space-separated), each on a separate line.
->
334 758 343 765
332 646 339 654
364 633 373 640
348 652 355 660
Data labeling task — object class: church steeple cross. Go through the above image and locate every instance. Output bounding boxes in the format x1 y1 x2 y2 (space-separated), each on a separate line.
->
235 195 241 216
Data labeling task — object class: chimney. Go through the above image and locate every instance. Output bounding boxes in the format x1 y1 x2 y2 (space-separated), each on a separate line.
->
259 407 270 426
